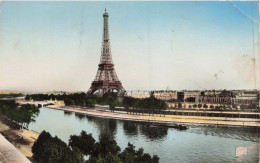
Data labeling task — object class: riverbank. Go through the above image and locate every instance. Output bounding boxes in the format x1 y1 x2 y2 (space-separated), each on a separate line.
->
0 116 39 161
48 105 260 127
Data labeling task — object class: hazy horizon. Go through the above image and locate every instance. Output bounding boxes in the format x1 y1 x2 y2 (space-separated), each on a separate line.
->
0 1 259 92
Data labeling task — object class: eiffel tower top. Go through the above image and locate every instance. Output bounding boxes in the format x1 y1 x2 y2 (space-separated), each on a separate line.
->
100 8 113 65
103 8 109 17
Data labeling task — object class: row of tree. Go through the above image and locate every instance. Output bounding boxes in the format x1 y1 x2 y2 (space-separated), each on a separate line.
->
25 93 122 108
0 93 24 99
171 102 258 111
32 130 160 163
123 97 168 111
0 100 39 128
25 93 168 111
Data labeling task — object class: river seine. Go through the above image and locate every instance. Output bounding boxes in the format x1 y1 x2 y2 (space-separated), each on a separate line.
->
28 107 259 163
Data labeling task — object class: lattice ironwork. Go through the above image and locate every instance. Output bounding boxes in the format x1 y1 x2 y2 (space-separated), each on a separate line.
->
87 9 126 96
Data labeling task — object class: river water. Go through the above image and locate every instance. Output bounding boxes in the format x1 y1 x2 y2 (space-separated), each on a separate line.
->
28 107 259 163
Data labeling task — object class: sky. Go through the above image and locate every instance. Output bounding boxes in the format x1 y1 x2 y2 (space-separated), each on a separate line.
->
0 1 259 92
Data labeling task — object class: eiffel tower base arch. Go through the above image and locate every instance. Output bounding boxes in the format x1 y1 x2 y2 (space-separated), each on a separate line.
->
86 81 126 97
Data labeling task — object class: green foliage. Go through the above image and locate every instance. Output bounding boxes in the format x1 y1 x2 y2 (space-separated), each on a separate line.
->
123 97 167 111
0 100 39 128
32 131 83 163
86 98 96 108
25 94 50 101
69 131 95 156
185 97 195 102
71 131 160 163
34 130 160 163
89 152 123 163
26 92 123 108
203 104 208 109
0 93 24 99
247 104 257 109
92 133 121 158
32 131 52 160
120 143 159 163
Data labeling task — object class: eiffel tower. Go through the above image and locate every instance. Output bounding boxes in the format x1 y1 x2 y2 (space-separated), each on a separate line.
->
87 9 126 96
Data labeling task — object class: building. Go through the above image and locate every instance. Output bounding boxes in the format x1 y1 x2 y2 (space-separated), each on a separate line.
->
127 90 150 99
152 90 177 101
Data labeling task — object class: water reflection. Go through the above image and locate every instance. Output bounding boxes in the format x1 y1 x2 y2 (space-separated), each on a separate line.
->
188 126 259 142
123 121 138 136
139 124 168 140
64 110 72 117
75 113 86 121
85 116 117 138
85 115 95 122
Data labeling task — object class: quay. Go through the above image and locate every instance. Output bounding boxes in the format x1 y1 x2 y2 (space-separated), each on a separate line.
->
48 105 260 127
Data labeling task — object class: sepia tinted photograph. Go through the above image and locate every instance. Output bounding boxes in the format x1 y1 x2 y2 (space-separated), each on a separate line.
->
0 1 259 163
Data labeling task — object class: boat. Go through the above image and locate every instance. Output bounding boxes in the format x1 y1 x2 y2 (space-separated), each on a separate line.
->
151 123 188 130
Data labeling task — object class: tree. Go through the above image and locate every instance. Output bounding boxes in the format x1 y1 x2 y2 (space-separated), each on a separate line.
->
120 143 159 163
178 103 182 109
89 152 123 163
240 105 246 110
108 96 116 112
248 104 257 109
122 97 167 111
92 133 121 157
32 131 83 163
69 131 96 156
232 104 238 110
203 104 208 109
198 104 202 109
0 101 39 128
86 98 96 108
193 104 197 109
32 131 52 160
210 105 214 110
34 131 159 163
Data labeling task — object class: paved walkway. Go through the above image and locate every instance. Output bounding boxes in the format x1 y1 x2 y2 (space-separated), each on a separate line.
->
0 116 39 160
49 106 260 127
0 134 31 163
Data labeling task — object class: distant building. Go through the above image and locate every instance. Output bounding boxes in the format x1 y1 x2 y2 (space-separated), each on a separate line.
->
183 91 200 102
127 90 150 99
199 90 233 104
198 90 259 105
199 96 232 104
129 89 259 108
232 90 259 105
152 91 177 101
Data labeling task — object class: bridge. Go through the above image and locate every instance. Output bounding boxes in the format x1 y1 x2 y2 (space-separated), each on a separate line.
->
18 100 55 107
